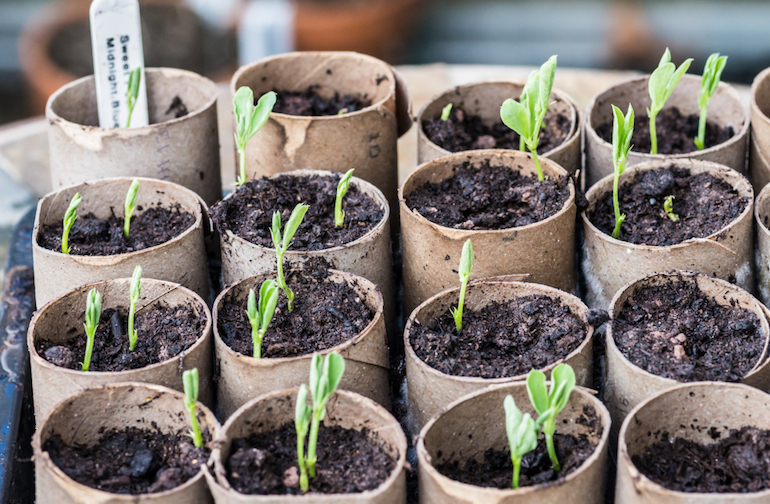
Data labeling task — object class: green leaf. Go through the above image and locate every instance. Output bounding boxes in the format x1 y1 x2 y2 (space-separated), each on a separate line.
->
246 288 258 326
282 203 309 249
127 68 141 101
526 369 549 415
335 169 355 227
549 364 576 414
504 395 522 448
248 91 277 139
295 384 311 437
648 48 693 115
441 103 453 121
309 353 323 401
183 368 199 409
537 55 557 115
271 211 282 249
500 98 532 141
324 353 345 397
504 396 539 458
458 239 473 279
130 265 142 303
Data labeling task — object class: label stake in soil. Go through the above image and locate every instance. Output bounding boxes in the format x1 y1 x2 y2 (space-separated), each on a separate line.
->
81 288 102 372
526 363 576 471
183 368 204 448
504 395 541 489
123 179 139 238
246 279 279 359
696 53 728 150
611 104 635 239
334 169 355 228
271 203 309 311
450 239 473 331
233 87 276 186
647 48 693 154
61 192 81 255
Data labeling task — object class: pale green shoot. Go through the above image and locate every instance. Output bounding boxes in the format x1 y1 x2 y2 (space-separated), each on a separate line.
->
123 179 139 238
611 104 634 239
695 53 728 150
504 395 542 489
246 279 279 359
125 67 141 128
61 192 81 255
127 265 142 351
449 239 473 332
647 48 693 154
306 352 345 479
81 289 102 372
270 203 309 311
295 384 312 493
234 87 277 186
183 368 204 448
526 364 576 471
663 195 679 222
334 169 355 228
441 103 453 121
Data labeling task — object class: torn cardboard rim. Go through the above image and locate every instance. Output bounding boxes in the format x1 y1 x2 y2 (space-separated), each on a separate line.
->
417 383 610 500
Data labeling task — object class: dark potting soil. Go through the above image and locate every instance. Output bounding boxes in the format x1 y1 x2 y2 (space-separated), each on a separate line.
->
210 173 383 250
633 426 770 493
44 427 209 494
165 96 189 118
588 166 748 246
612 277 764 382
410 294 587 379
217 267 374 358
36 303 204 372
273 86 372 116
423 105 571 153
595 107 734 155
38 206 195 256
226 421 394 495
436 405 601 489
405 161 571 230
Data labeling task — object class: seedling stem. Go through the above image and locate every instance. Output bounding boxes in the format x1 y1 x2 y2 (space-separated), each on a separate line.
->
610 104 634 239
647 48 693 154
123 179 139 238
271 203 309 311
183 368 204 448
695 53 728 150
246 279 279 358
526 364 576 471
450 239 473 331
61 192 81 255
441 103 453 121
334 169 355 228
127 265 142 351
81 289 102 372
234 88 277 186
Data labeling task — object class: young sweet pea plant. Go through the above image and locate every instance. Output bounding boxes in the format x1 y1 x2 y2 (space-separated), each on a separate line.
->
695 53 728 150
183 368 204 448
611 104 635 239
123 179 139 238
647 48 693 154
61 192 81 255
271 203 309 311
441 103 453 121
246 279 279 358
233 87 277 186
450 239 473 331
81 288 102 372
334 169 355 228
125 67 141 128
526 363 576 471
127 265 142 351
504 395 549 489
663 195 680 222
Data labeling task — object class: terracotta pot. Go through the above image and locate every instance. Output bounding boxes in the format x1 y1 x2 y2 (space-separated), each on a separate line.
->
32 177 210 307
755 183 770 306
416 81 583 174
399 149 576 316
33 382 219 503
582 159 754 308
616 382 770 503
750 67 770 191
205 388 407 503
213 269 389 418
405 280 594 431
585 74 749 187
417 382 611 504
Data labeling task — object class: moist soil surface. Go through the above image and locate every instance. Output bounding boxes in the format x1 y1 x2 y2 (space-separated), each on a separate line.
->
405 161 571 230
596 107 734 155
226 422 394 495
612 277 764 382
633 426 770 493
423 104 571 153
218 266 374 358
38 206 195 256
410 294 587 378
44 427 209 494
210 173 383 250
436 405 601 489
37 303 205 372
273 86 372 116
589 166 748 246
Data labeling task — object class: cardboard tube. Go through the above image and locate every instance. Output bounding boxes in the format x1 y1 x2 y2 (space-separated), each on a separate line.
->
205 388 407 503
417 383 610 504
218 169 395 344
585 75 749 187
416 81 583 174
213 269 389 419
32 177 210 307
33 382 220 504
400 149 576 315
616 382 770 503
46 68 222 206
404 280 594 431
749 128 770 192
582 159 754 309
605 271 770 438
755 184 770 306
29 277 213 422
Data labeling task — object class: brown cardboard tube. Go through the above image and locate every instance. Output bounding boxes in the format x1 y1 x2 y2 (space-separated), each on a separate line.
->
399 149 576 316
750 68 770 192
417 383 610 504
616 382 770 503
213 269 389 419
32 177 210 307
205 388 407 503
416 81 583 174
29 277 213 422
756 183 770 306
46 68 223 206
749 129 770 191
33 382 220 504
582 159 754 308
585 75 749 187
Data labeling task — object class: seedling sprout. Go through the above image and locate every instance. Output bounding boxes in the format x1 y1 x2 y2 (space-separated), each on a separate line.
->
61 192 81 255
246 279 279 358
695 53 728 150
663 195 680 222
125 67 141 128
127 265 142 351
123 179 139 238
647 48 693 154
526 363 576 471
441 103 453 121
504 395 543 489
450 239 473 331
271 203 309 311
81 288 102 372
183 368 204 448
334 169 355 228
295 384 312 492
611 104 635 239
233 87 277 186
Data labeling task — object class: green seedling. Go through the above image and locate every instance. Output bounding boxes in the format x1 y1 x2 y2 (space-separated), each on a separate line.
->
61 192 81 255
271 203 309 311
663 195 679 222
334 169 355 228
234 87 277 186
295 383 312 492
695 53 728 150
647 48 693 154
504 395 544 489
449 239 473 332
127 265 142 351
81 289 102 372
500 55 558 181
526 363 576 471
123 179 139 238
611 104 635 239
183 368 204 448
441 103 453 121
246 279 279 359
125 67 141 128
337 108 348 115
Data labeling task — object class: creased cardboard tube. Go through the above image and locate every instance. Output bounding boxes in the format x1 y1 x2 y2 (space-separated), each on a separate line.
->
585 74 749 187
417 382 611 504
46 68 222 206
604 271 770 439
29 277 213 422
404 280 594 432
399 149 576 316
205 388 407 503
416 81 583 174
213 269 389 419
32 176 210 307
218 169 395 344
33 382 220 504
749 127 770 192
230 51 412 211
582 159 754 309
616 382 770 503
755 183 770 306
750 67 770 192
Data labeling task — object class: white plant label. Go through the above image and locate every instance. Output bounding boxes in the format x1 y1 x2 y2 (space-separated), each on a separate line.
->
89 0 149 129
